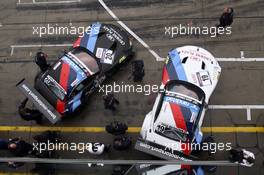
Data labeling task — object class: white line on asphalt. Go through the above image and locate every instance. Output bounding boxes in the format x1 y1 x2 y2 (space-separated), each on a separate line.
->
216 58 264 62
98 0 264 63
7 44 264 121
0 157 236 166
240 51 245 58
98 0 166 62
10 44 72 56
10 44 264 62
208 105 264 121
155 57 264 62
17 0 81 5
209 105 264 109
246 108 251 121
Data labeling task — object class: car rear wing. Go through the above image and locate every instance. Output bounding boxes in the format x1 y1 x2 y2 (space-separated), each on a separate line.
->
135 138 194 161
16 79 61 124
136 164 185 175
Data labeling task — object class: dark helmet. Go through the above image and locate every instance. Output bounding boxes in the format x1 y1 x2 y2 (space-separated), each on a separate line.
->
35 52 49 71
35 52 47 64
36 52 47 59
246 157 255 164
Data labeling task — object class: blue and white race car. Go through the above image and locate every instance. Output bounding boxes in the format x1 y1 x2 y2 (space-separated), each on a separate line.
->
135 46 221 160
17 22 133 124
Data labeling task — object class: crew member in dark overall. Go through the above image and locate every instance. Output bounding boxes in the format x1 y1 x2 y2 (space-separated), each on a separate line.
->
103 93 120 111
105 121 128 135
217 7 234 28
31 131 59 174
8 138 34 157
0 139 8 150
18 98 43 124
33 131 60 158
35 51 50 72
33 130 60 144
229 149 255 167
112 165 130 175
7 161 25 169
131 60 145 82
113 136 132 151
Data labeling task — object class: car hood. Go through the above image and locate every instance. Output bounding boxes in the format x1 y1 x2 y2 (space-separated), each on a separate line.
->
73 22 132 72
162 46 221 103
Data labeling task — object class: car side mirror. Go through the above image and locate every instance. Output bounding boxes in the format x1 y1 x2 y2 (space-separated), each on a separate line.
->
159 85 165 93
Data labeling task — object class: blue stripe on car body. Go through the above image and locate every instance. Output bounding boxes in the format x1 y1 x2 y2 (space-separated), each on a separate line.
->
62 56 87 85
80 32 89 48
169 49 187 81
166 58 178 81
87 23 102 52
70 91 83 112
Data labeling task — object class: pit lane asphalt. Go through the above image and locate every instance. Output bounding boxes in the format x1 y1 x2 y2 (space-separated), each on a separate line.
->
0 0 264 174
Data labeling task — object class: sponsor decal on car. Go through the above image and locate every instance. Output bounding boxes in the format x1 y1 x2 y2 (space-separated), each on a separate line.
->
106 33 115 42
103 25 126 46
119 56 126 63
70 79 79 87
53 61 62 70
196 71 212 86
96 48 115 64
22 84 57 120
164 96 200 112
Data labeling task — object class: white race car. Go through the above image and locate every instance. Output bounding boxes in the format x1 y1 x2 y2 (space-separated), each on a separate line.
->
135 46 221 160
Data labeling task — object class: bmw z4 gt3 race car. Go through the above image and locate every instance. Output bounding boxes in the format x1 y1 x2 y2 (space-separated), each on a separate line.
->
17 22 133 124
135 46 221 160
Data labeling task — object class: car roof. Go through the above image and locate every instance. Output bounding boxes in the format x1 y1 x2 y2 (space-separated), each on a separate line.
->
45 55 88 96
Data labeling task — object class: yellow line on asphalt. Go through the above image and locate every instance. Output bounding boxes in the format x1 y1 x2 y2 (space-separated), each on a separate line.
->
0 173 72 175
0 173 37 175
0 126 264 133
202 127 264 133
0 126 105 132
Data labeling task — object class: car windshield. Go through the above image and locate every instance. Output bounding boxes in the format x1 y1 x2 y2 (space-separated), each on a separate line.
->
70 49 99 74
44 75 66 101
166 82 203 102
155 123 188 142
